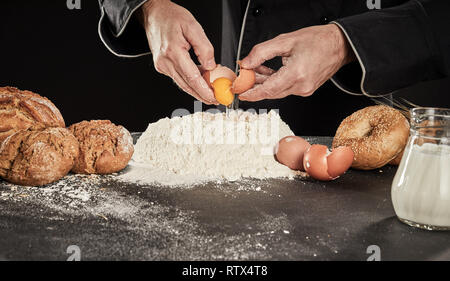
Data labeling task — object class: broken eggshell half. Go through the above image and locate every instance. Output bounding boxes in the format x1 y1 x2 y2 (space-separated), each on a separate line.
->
303 145 354 181
275 136 311 171
203 64 256 105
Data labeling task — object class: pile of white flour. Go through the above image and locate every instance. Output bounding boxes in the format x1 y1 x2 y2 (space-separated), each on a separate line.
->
119 110 298 186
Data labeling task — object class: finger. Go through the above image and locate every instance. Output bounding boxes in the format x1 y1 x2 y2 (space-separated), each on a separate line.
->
153 56 206 102
169 66 215 105
173 50 218 103
239 66 295 101
254 65 275 76
240 84 293 102
240 35 292 69
197 65 209 76
261 85 296 100
182 20 216 70
153 54 216 104
255 72 270 84
264 83 316 100
254 65 275 84
240 78 315 102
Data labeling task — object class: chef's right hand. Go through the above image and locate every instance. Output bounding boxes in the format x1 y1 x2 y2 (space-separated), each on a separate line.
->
139 0 217 104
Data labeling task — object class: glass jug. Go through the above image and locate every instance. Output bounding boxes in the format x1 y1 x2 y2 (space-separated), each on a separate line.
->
391 107 450 230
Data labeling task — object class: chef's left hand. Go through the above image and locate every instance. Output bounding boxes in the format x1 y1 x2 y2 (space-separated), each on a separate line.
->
239 24 355 101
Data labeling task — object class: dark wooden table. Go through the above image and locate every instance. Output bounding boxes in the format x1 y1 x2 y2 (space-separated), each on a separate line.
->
0 136 449 261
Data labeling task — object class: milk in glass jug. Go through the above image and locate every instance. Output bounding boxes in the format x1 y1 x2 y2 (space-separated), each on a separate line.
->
392 108 450 230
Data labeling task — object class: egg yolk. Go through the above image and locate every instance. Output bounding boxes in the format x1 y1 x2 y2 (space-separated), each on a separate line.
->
212 77 234 106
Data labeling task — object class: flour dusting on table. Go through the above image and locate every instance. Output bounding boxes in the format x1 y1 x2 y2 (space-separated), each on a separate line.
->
119 110 300 186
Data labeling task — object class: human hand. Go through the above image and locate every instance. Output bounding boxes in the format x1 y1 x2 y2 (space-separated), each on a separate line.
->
139 0 217 104
239 24 355 101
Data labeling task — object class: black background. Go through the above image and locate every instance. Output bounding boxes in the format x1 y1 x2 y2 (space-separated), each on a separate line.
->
1 0 449 135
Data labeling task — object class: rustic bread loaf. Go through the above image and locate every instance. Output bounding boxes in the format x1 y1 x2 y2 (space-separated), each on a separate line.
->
69 120 134 174
0 86 65 143
0 127 79 186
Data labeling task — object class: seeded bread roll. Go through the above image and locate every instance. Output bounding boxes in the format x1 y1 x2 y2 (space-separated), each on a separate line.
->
0 87 65 143
0 127 79 186
69 120 134 174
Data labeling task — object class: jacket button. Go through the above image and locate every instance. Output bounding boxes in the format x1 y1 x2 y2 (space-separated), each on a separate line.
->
252 7 264 17
320 16 330 24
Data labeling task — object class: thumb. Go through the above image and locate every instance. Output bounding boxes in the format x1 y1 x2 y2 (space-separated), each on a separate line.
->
240 35 292 69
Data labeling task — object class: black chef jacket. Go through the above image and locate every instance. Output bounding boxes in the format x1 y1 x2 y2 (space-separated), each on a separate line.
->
97 0 450 135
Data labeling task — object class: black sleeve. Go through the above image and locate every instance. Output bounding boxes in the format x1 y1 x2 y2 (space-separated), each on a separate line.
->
331 0 450 97
98 0 150 57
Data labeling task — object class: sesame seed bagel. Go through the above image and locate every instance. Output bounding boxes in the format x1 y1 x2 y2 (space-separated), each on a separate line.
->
332 105 409 170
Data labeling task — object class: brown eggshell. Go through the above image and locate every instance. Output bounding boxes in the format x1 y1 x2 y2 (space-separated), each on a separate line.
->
303 144 332 181
327 146 354 179
203 64 237 87
275 136 311 171
232 68 256 94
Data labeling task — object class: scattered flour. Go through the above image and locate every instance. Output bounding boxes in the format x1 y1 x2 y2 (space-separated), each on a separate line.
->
119 110 299 186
